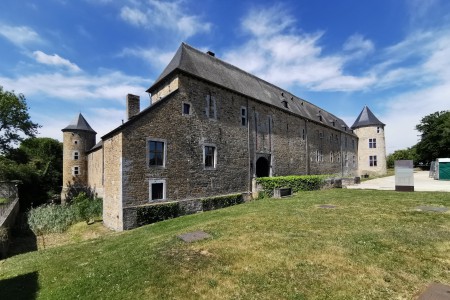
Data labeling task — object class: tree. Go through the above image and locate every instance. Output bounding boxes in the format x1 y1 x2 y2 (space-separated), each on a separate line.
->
0 86 40 153
415 111 450 163
386 147 418 168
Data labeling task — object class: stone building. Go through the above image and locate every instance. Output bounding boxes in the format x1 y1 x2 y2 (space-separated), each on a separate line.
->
62 43 360 231
351 106 387 177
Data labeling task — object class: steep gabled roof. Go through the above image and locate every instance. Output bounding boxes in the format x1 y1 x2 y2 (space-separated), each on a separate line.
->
351 106 385 129
147 43 353 134
62 113 96 134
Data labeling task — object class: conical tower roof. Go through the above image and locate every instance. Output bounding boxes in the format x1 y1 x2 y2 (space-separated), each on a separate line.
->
62 113 96 133
351 106 385 129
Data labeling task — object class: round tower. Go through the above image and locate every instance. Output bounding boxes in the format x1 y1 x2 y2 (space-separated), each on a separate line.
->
61 113 96 202
352 106 387 177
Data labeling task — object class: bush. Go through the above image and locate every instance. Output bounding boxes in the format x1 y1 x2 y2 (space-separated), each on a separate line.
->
27 192 102 235
201 194 244 211
256 175 327 197
136 202 180 227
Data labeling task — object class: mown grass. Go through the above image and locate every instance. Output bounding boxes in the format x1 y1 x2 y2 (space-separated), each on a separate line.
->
0 189 449 299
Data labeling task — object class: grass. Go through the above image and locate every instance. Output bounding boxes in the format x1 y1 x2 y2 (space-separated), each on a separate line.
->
0 189 449 299
0 197 9 204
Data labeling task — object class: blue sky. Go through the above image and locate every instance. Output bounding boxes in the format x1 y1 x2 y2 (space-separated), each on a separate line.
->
1 0 449 153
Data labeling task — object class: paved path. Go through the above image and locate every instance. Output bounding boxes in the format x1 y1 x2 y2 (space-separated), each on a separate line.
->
347 171 450 192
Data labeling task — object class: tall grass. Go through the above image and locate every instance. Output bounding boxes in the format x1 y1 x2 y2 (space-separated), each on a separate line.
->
27 193 102 235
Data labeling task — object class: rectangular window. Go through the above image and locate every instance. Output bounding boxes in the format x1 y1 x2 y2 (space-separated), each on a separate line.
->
72 166 79 176
241 107 247 126
316 150 323 162
182 102 191 115
369 138 377 148
330 152 334 163
302 128 305 140
149 179 166 201
148 140 165 167
206 94 216 119
204 145 216 168
370 155 378 167
73 151 79 160
377 127 380 133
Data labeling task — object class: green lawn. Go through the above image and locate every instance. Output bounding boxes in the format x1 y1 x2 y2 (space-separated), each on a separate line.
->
1 189 449 299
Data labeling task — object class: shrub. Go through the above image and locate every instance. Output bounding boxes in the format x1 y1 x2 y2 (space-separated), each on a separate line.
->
201 194 244 211
137 202 180 227
256 175 327 197
72 192 102 223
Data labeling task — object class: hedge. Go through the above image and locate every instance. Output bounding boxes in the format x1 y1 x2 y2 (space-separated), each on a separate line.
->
201 194 244 211
256 175 327 197
136 202 181 227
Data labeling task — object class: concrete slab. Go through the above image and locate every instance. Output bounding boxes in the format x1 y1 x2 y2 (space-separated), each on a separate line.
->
178 231 211 243
347 171 450 192
417 283 450 300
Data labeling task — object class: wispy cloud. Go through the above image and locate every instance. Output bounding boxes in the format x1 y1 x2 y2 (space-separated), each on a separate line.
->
0 24 42 47
119 0 211 38
32 51 81 72
119 47 175 69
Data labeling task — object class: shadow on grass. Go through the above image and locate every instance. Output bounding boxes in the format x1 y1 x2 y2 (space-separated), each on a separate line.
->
8 213 38 258
0 271 39 299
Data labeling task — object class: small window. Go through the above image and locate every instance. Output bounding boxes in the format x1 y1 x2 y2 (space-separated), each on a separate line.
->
316 150 323 162
73 151 79 160
182 102 191 115
377 127 381 133
319 115 323 122
148 140 166 167
74 140 78 145
330 152 334 163
302 129 306 140
369 155 377 167
149 179 166 201
282 100 289 109
241 107 247 126
369 138 377 148
204 145 216 168
72 166 80 176
206 94 217 119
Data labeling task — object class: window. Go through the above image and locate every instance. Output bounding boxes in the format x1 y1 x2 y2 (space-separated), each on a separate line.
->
369 138 377 148
206 94 216 119
148 139 166 167
73 151 79 160
204 145 216 168
319 115 323 122
316 150 323 162
282 100 289 109
72 166 80 176
73 140 78 145
330 152 334 163
240 107 247 126
149 179 166 201
377 127 381 133
302 129 305 140
182 102 191 115
370 155 377 167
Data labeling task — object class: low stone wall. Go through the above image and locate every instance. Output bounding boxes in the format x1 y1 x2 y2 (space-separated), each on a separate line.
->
0 181 20 259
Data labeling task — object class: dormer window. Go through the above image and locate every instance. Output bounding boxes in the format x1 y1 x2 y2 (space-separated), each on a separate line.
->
282 100 289 109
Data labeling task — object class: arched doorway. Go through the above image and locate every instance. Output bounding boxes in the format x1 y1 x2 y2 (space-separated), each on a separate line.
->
256 156 270 177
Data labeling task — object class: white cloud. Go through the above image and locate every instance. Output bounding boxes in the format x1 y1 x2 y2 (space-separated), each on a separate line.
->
120 47 175 69
32 51 81 72
343 34 375 58
0 71 148 102
0 24 42 47
119 0 211 38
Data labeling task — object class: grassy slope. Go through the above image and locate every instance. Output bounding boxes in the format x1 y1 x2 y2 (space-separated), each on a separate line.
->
0 189 449 299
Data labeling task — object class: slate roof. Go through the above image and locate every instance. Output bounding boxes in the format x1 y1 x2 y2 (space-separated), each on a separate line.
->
62 113 96 134
351 106 385 129
147 43 354 134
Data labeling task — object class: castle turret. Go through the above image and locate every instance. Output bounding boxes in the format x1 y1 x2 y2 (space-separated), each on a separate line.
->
352 106 387 177
61 113 96 202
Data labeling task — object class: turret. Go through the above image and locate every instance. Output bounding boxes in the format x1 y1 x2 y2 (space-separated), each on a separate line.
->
61 113 96 202
352 106 387 177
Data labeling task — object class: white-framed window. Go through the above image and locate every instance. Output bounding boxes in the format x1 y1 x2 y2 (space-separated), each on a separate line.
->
316 150 323 162
240 106 247 126
205 94 217 119
149 179 166 201
203 144 217 169
73 151 79 160
369 155 377 167
72 166 80 176
182 102 191 116
147 138 166 167
369 138 377 148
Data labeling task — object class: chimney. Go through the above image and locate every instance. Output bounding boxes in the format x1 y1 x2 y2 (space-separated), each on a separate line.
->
126 94 140 121
206 50 215 57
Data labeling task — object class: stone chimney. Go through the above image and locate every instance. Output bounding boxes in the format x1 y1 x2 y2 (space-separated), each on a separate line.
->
126 94 140 121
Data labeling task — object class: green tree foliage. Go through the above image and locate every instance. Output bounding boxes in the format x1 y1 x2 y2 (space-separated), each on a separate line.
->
386 147 418 168
0 137 62 209
415 111 450 163
0 86 40 153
